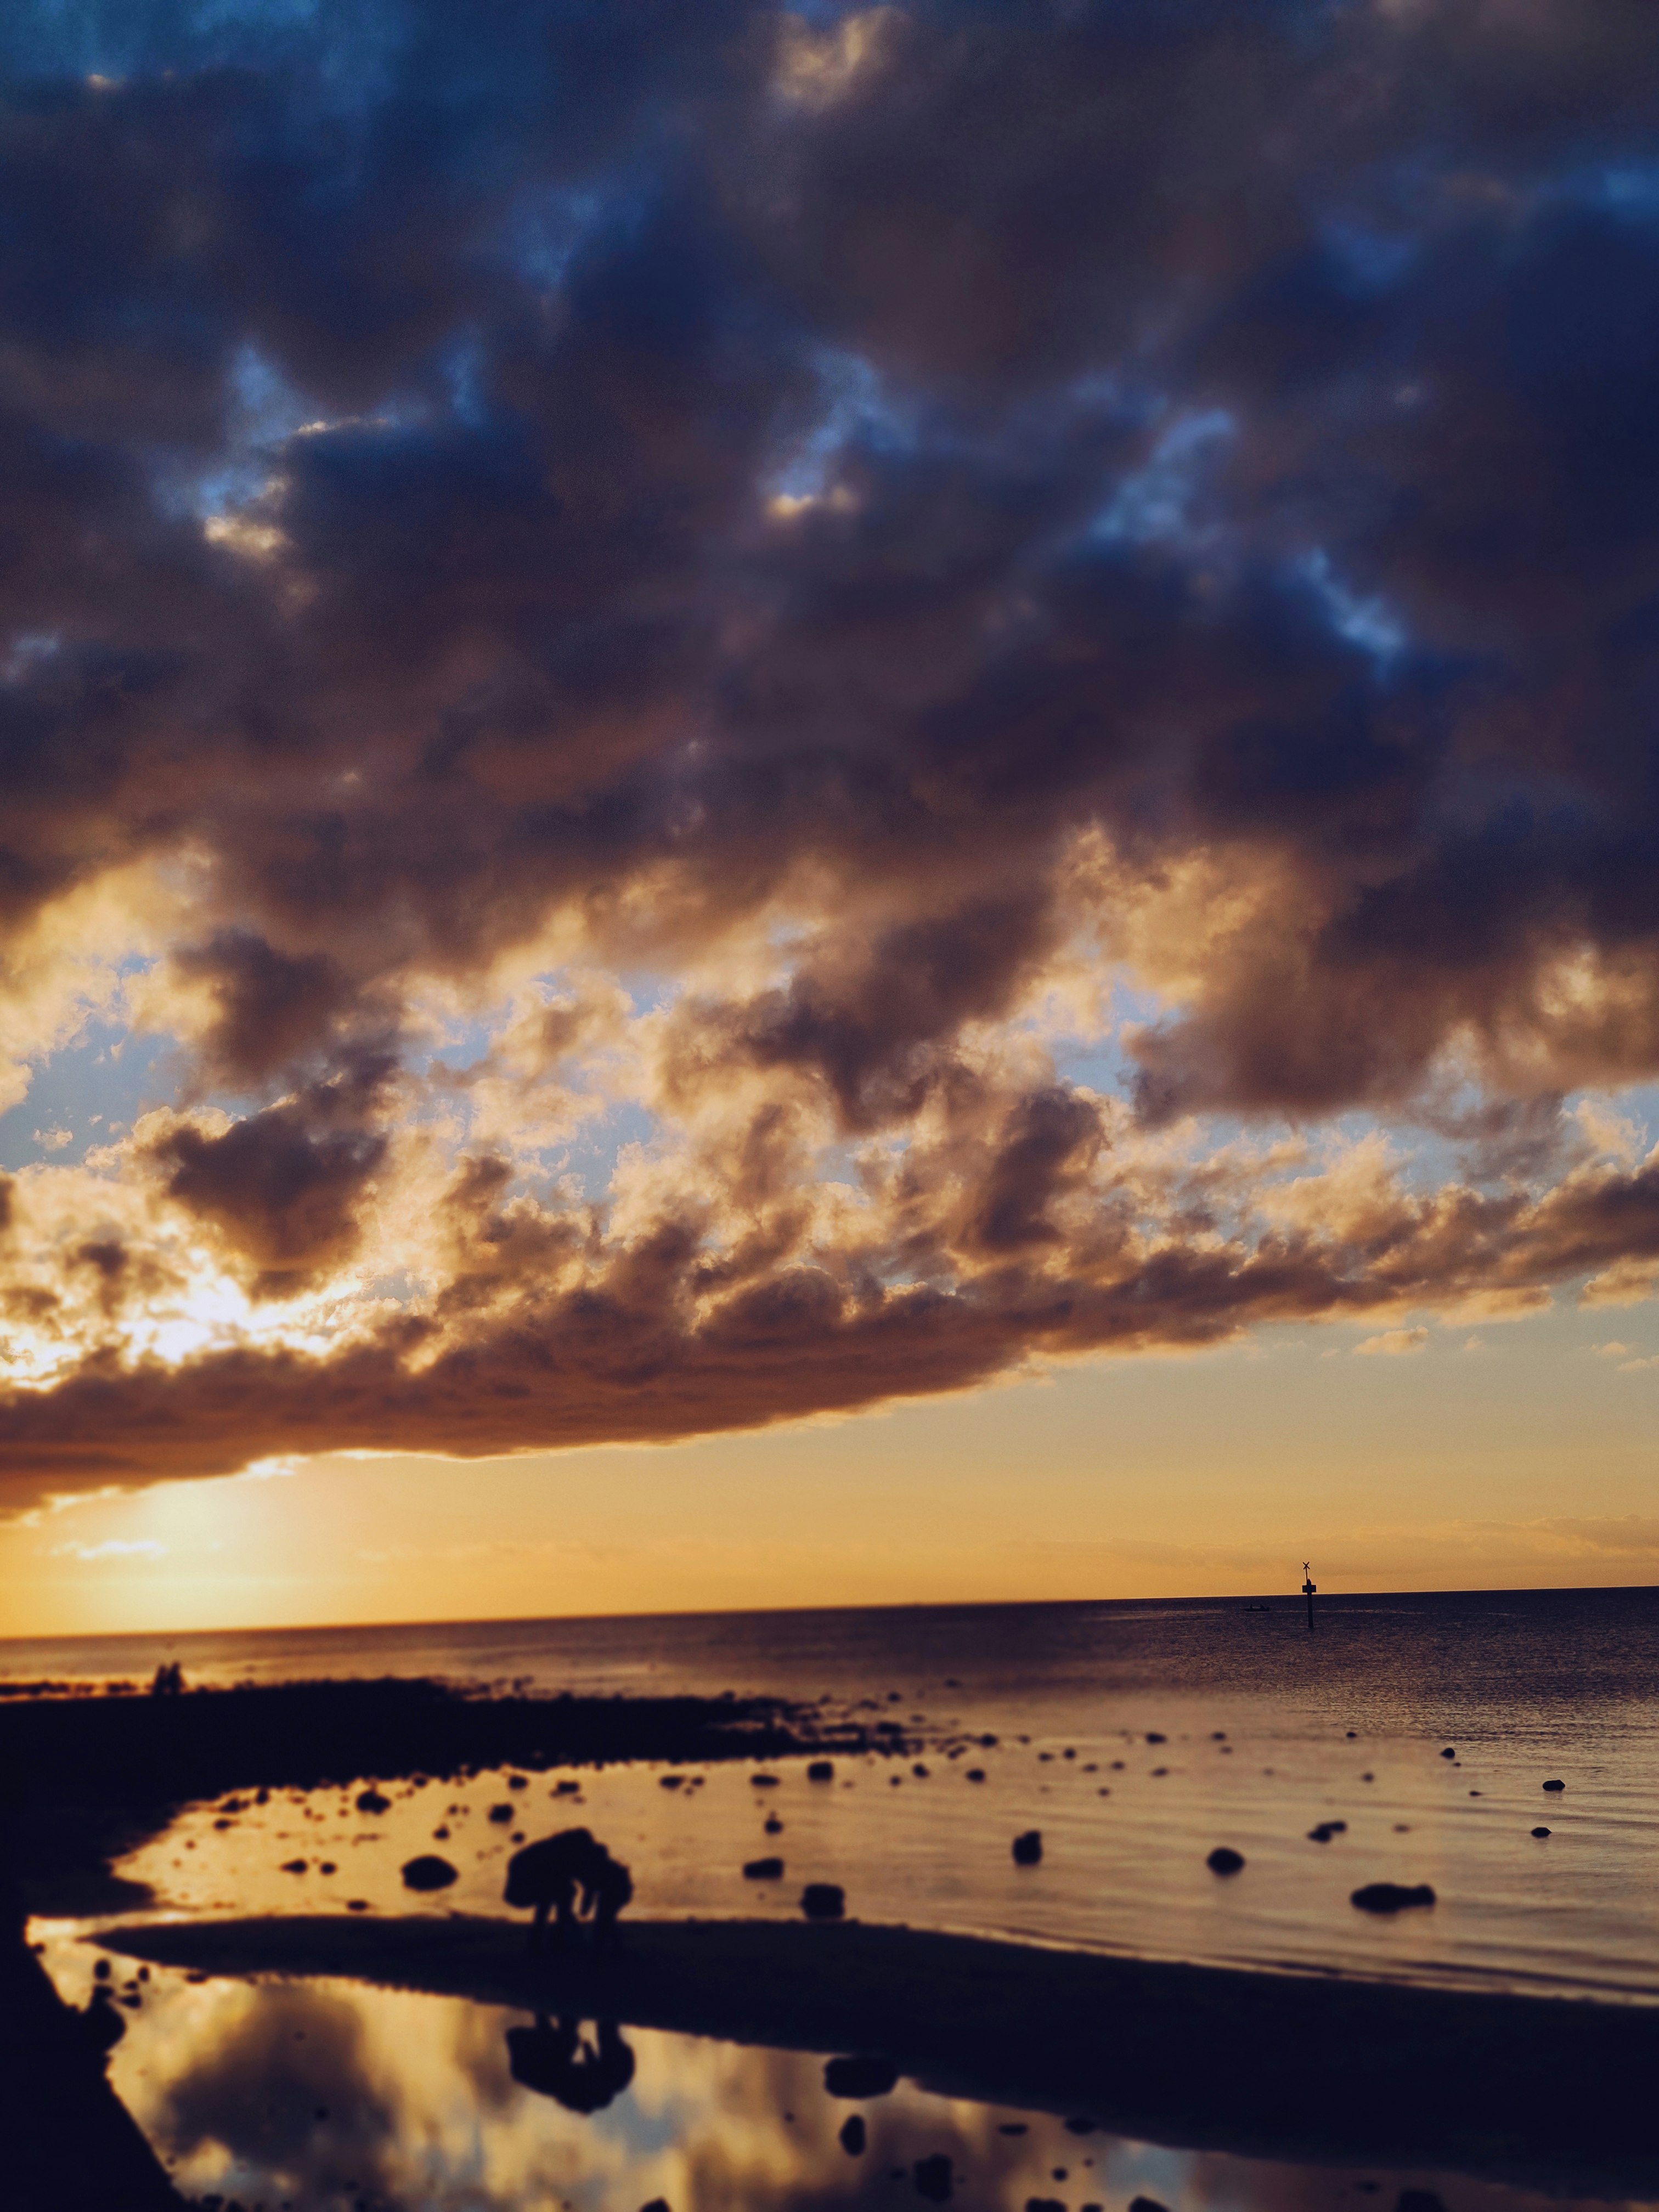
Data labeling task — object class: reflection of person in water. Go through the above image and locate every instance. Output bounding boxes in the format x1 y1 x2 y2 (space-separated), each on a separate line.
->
506 2016 636 2113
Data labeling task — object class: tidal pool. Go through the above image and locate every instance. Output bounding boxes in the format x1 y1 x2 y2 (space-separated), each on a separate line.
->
32 1923 1659 2212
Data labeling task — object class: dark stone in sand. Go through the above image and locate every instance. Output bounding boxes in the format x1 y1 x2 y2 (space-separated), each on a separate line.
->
1543 1779 1566 1792
1207 1847 1245 1875
402 1855 459 1893
346 1898 369 1911
825 2053 899 2097
752 1774 780 1786
319 1861 336 1875
913 1764 929 1779
807 1760 834 1782
979 1734 998 1747
1146 1733 1166 1744
801 1882 845 1920
555 1780 581 1795
1026 2199 1065 2212
1532 1826 1551 1837
488 1803 515 1823
507 1774 527 1789
1308 1822 1347 1843
660 1774 686 1788
356 1789 390 1814
743 1857 785 1881
764 1814 783 1834
1012 1831 1043 1866
966 1769 986 1782
640 2199 672 2212
914 2152 953 2201
1130 2198 1172 2212
1441 1748 1455 1759
280 1858 307 1874
1352 1882 1436 1914
840 2114 867 2155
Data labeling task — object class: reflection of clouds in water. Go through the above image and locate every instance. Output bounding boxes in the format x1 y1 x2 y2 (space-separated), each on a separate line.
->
32 1942 1621 2212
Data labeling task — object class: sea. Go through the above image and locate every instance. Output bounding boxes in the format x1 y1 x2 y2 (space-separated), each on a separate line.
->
8 1586 1658 2212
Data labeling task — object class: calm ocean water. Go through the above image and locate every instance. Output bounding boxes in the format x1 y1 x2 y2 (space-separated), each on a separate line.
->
15 1590 1659 2212
11 1588 1659 2000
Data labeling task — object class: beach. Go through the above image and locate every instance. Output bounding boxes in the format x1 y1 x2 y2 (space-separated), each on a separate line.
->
7 1590 1659 2209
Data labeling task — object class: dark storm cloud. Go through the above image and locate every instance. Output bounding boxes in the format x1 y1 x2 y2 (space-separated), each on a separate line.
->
10 1132 1659 1489
144 1056 393 1295
3 0 1659 1485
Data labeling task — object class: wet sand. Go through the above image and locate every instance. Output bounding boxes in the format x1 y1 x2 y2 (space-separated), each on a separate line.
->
98 1911 1659 2197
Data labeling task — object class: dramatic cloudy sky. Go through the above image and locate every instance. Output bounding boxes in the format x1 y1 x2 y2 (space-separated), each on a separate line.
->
4 0 1659 1632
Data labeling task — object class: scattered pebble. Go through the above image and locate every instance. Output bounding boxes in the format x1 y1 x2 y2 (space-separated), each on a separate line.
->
1351 1881 1436 1914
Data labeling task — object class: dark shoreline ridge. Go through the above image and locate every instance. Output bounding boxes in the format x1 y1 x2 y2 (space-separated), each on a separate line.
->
0 1678 865 1916
99 1913 1659 2199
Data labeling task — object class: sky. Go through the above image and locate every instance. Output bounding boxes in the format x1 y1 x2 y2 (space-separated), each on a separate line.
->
3 0 1659 1637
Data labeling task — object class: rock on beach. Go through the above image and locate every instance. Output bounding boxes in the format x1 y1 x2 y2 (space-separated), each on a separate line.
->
1351 1882 1437 1914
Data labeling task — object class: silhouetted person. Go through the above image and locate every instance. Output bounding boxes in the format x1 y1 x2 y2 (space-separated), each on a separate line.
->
505 2015 636 2113
505 1828 596 1950
149 1662 183 1696
583 1849 633 1950
505 1828 633 1951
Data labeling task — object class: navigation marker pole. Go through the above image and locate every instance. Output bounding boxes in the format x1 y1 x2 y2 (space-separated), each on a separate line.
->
1302 1561 1317 1633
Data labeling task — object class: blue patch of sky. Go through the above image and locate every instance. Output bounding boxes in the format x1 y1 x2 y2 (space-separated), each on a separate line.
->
1088 408 1234 550
0 1022 174 1172
1561 161 1659 225
1 0 399 99
1319 216 1419 296
3 633 65 681
500 183 613 296
766 346 922 505
150 342 314 526
439 329 489 429
1298 546 1407 665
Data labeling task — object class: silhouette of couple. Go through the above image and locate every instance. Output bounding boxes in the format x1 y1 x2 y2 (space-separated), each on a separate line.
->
506 2015 636 2113
503 1826 633 1952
